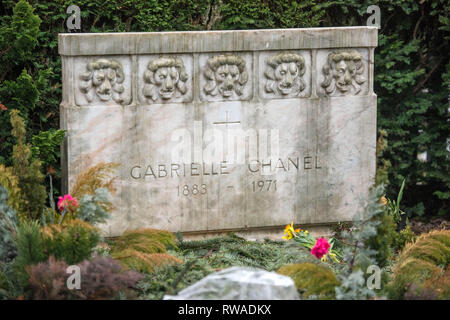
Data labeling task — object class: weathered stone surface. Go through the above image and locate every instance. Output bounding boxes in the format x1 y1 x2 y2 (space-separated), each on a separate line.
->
59 27 378 237
163 267 300 300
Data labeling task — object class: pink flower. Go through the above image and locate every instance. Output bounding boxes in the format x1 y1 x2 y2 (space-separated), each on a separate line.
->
57 194 79 213
311 237 331 259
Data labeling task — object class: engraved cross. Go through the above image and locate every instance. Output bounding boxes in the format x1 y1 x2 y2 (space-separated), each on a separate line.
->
213 111 240 130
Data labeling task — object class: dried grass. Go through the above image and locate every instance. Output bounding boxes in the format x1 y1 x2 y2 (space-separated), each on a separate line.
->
71 162 119 199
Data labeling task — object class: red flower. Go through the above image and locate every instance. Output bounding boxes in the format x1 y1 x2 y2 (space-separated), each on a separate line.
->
311 237 331 259
57 194 79 213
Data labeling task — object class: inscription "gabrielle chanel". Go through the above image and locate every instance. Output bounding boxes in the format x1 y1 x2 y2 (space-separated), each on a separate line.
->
130 156 322 180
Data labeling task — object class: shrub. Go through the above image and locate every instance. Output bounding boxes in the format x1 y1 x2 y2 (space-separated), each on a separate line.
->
110 228 181 274
138 235 316 299
392 225 416 252
0 184 18 262
0 165 21 213
137 257 214 300
14 220 46 268
0 260 24 299
388 230 450 299
277 263 340 299
365 207 397 268
13 218 101 286
26 256 143 300
334 185 387 299
111 228 178 254
40 219 100 265
31 129 65 173
112 249 182 274
74 188 112 225
10 109 47 220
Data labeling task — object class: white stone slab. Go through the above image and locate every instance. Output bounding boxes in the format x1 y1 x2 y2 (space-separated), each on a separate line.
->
59 27 377 237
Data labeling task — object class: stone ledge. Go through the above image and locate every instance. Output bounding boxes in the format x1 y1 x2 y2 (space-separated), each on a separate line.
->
59 27 378 56
179 223 341 241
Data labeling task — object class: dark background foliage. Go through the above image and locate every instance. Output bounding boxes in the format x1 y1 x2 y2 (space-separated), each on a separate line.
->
0 0 448 218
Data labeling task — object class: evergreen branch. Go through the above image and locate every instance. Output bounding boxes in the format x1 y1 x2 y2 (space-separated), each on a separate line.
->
0 207 17 238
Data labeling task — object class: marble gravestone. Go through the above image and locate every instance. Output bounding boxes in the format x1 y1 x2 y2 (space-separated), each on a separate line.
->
58 27 378 238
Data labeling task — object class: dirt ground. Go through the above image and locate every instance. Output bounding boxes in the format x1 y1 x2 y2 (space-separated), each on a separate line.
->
409 217 450 235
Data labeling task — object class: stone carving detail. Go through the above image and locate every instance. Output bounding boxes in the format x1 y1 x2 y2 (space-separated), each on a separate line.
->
203 55 248 98
80 59 127 104
321 50 366 95
143 57 189 102
264 52 306 96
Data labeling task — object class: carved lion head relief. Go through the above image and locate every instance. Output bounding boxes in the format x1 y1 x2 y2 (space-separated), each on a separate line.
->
79 59 126 104
264 52 306 96
321 50 366 95
143 57 189 102
203 55 248 98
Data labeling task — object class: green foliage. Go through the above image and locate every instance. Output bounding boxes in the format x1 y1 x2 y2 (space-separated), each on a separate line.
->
40 219 100 265
31 129 65 172
75 188 112 225
137 234 314 299
277 263 340 299
112 228 178 255
365 208 396 269
137 257 214 300
388 230 450 300
110 228 181 274
392 225 416 252
375 129 391 186
0 260 24 299
335 185 386 299
0 184 18 262
0 164 22 213
179 234 315 271
217 0 324 30
0 0 43 166
13 220 45 284
9 109 46 220
385 179 406 224
0 0 40 67
112 249 182 274
317 0 450 218
12 219 100 286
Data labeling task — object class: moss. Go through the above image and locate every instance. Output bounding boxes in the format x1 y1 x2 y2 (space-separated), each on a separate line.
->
111 228 178 255
277 263 340 299
388 230 450 299
112 248 182 274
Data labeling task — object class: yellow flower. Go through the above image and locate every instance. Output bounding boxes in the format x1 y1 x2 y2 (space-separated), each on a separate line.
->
380 196 388 206
282 234 292 241
320 252 340 263
282 222 296 240
283 223 292 234
305 230 309 235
